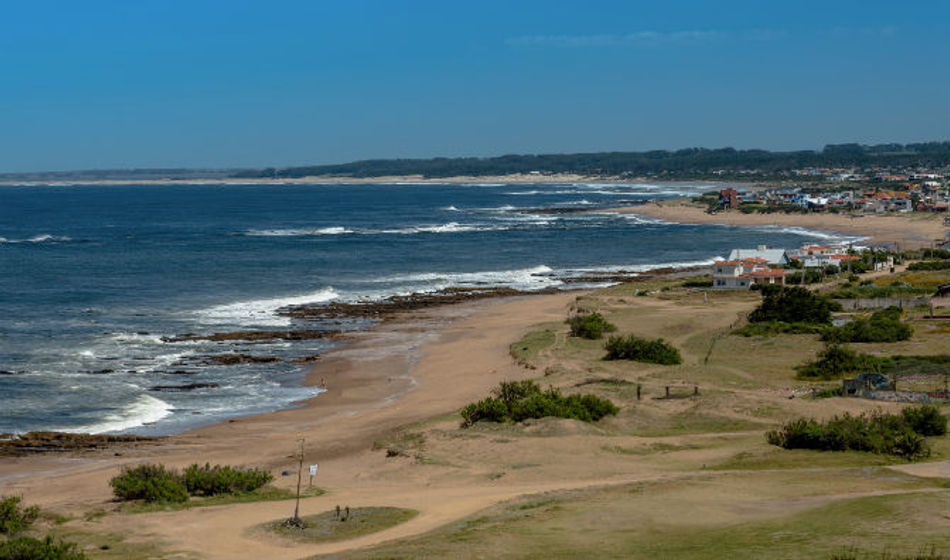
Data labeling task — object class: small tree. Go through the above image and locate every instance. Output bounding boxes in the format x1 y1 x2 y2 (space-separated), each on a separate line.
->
749 286 840 325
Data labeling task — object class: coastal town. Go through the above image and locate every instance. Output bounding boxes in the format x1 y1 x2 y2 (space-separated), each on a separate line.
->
714 166 950 215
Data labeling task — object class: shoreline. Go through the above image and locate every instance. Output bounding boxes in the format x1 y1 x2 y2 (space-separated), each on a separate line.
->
0 291 580 498
617 202 948 250
0 174 732 187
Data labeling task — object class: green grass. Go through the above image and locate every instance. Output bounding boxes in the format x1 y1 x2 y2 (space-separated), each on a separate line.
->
509 325 559 367
317 478 950 560
260 506 418 544
120 485 325 514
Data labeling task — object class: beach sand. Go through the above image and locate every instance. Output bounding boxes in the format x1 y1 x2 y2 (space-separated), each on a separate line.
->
620 201 948 250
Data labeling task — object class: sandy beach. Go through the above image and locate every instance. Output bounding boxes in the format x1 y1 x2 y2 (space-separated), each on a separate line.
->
619 201 949 250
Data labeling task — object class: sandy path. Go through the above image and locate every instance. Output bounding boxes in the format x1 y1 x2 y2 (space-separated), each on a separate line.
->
617 202 948 250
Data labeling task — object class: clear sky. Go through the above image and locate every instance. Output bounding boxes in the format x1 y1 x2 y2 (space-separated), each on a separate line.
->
1 1 949 172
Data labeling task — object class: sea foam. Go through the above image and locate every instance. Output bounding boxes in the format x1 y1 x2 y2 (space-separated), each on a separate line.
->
65 394 174 434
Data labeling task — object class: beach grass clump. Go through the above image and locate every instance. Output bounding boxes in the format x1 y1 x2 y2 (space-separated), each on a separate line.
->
460 381 618 427
907 260 950 271
796 344 890 380
0 495 39 536
603 334 682 365
822 307 912 344
262 507 418 544
732 321 828 337
182 463 273 496
765 406 944 460
0 536 87 560
111 462 272 504
749 286 841 325
566 312 616 340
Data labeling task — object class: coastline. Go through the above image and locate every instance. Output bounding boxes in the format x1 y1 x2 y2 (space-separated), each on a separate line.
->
0 291 580 502
0 173 731 187
618 201 948 250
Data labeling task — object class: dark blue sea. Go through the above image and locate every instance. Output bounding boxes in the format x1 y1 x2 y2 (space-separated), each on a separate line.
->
0 182 860 435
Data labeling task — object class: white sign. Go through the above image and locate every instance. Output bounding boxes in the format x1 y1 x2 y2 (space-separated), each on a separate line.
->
309 464 318 476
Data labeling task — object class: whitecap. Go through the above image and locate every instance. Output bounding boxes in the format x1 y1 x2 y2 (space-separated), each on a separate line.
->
244 227 353 237
197 287 339 327
372 265 560 292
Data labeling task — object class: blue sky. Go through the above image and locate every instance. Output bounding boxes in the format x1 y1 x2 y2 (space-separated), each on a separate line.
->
1 1 948 172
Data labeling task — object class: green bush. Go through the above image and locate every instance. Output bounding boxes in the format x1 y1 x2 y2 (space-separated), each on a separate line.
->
459 397 509 426
0 536 87 560
566 312 616 340
0 496 39 536
765 409 933 460
182 464 273 497
822 307 912 343
110 464 188 503
749 286 841 324
796 344 890 380
603 334 682 365
460 381 618 427
901 405 948 437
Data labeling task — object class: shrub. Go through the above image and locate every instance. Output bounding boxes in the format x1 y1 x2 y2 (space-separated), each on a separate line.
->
110 464 188 503
603 334 682 365
749 286 840 324
901 405 948 437
766 409 932 460
0 536 87 560
460 381 618 427
182 464 273 496
797 344 890 380
822 307 912 343
907 260 950 271
566 312 616 340
0 496 39 536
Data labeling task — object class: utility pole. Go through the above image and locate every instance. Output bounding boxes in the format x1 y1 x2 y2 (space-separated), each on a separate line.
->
290 437 305 527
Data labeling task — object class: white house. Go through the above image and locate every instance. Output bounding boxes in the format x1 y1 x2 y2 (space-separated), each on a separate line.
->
712 258 786 289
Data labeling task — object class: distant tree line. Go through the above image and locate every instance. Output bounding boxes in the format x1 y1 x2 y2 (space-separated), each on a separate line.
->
232 142 950 179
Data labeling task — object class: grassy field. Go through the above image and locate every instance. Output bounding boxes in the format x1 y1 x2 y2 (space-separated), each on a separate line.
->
310 275 950 558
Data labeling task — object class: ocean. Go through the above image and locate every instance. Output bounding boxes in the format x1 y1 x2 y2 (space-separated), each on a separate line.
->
0 182 861 436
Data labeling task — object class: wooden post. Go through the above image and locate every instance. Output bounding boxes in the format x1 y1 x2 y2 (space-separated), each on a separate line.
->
665 386 670 398
636 384 642 401
694 385 699 396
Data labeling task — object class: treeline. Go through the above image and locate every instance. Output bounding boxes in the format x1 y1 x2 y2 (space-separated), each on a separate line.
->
232 142 950 179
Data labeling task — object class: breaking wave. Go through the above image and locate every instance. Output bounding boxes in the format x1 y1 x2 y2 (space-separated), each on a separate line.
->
64 394 174 434
0 234 73 244
197 287 339 327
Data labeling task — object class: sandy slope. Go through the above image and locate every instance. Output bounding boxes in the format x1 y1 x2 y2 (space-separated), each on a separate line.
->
621 202 948 250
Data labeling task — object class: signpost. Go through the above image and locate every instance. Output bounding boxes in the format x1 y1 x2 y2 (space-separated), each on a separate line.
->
309 464 318 488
